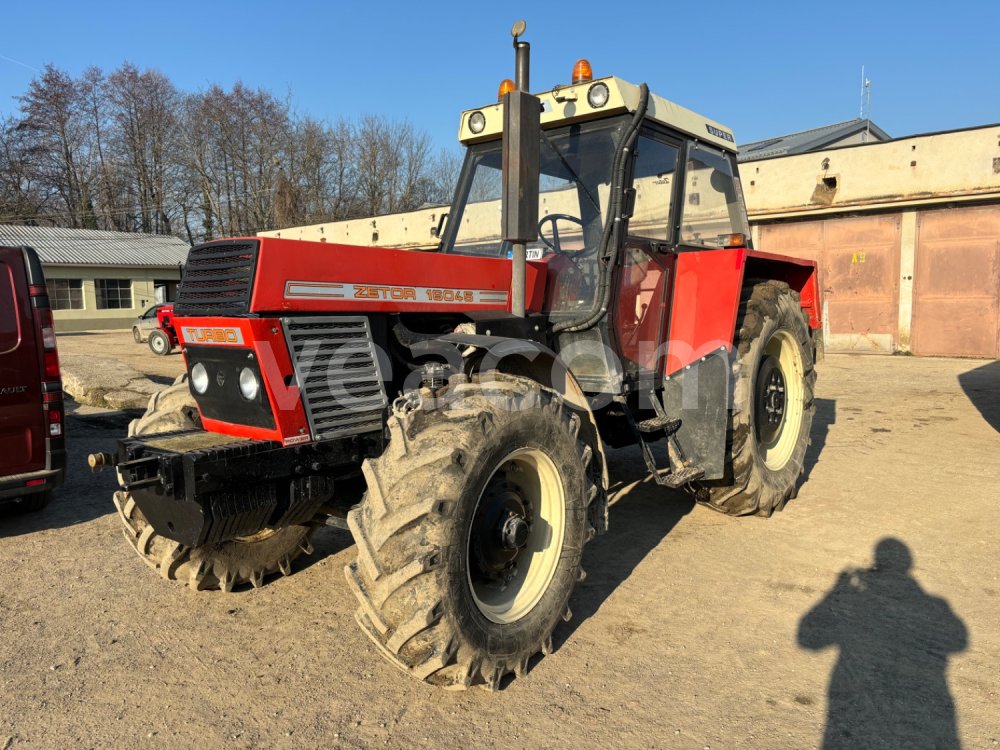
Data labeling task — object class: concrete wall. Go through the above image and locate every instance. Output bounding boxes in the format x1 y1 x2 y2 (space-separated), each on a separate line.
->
44 265 182 332
743 125 1000 219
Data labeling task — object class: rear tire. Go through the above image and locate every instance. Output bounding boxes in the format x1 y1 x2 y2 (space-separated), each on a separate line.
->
148 329 171 356
114 375 316 591
697 280 816 517
345 374 598 689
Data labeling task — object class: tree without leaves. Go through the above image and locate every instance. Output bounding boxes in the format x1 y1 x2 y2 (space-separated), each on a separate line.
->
0 63 466 241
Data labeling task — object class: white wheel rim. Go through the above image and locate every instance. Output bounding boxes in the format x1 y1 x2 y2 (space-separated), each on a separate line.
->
467 447 566 624
152 336 165 353
758 330 805 471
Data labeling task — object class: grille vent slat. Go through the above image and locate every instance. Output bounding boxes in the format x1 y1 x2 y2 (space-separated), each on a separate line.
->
174 240 259 316
284 316 387 440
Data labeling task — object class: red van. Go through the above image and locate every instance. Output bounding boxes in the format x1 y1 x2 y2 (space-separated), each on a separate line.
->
0 245 66 511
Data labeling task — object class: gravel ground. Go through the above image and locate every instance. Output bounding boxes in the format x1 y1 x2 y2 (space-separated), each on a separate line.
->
0 353 997 749
57 330 186 387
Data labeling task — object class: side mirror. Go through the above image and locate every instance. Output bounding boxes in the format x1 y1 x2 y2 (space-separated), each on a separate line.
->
501 89 541 244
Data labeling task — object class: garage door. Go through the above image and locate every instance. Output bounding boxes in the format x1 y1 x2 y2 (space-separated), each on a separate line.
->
758 215 901 353
912 206 1000 358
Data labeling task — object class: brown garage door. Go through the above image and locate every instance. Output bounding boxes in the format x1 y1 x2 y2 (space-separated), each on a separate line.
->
758 215 901 353
912 206 1000 358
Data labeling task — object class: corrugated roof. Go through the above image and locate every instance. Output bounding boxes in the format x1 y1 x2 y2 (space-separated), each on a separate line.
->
738 119 891 162
0 225 190 267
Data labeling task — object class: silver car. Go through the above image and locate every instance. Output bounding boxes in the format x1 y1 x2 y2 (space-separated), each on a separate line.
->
131 304 166 343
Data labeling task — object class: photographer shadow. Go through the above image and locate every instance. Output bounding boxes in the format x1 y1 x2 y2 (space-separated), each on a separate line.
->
798 538 968 749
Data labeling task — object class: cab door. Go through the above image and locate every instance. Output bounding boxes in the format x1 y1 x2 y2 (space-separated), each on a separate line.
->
611 133 681 378
0 246 46 476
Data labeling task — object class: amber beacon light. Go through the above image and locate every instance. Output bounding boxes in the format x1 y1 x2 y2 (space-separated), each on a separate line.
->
497 78 515 100
572 59 593 84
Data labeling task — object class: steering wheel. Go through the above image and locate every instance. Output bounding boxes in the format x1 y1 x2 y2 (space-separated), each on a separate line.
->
537 214 584 254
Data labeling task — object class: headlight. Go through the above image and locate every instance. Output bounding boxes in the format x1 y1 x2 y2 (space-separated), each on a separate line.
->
191 363 209 394
239 367 260 401
587 82 610 108
468 110 486 134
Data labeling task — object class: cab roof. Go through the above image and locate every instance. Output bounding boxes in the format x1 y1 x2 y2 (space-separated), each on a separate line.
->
458 76 737 153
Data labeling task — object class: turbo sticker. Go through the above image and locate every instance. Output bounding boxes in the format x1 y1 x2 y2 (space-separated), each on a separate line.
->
181 326 245 345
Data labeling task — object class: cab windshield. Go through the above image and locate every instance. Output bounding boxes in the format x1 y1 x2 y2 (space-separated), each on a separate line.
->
443 117 627 312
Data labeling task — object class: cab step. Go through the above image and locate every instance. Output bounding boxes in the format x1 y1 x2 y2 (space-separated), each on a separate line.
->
615 393 704 490
654 464 704 488
637 416 682 435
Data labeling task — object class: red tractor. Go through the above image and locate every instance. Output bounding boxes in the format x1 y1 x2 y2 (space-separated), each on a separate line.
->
132 304 180 356
96 25 820 690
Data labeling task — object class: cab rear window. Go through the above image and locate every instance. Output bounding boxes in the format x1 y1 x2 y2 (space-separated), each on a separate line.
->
0 260 21 354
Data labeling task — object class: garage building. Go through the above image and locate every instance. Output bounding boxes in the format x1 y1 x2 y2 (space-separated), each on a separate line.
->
744 124 1000 358
0 226 189 332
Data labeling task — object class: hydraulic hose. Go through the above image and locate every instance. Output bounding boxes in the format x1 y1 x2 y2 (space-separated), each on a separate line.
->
552 82 650 334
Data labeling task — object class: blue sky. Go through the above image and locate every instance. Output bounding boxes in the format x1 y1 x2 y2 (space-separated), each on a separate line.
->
2 0 998 153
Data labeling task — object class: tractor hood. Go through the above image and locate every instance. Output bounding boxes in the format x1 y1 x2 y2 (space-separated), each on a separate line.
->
173 237 547 318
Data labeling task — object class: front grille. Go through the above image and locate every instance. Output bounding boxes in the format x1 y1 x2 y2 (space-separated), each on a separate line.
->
174 239 259 316
283 316 387 440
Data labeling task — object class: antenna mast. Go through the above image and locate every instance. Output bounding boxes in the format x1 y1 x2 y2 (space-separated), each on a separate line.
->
860 66 872 142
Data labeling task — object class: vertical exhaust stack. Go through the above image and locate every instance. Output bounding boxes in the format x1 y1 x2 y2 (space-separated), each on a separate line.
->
501 20 541 318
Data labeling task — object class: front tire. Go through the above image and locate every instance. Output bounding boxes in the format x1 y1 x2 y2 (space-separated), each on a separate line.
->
148 329 171 356
132 327 142 343
345 374 598 689
114 375 316 591
698 280 816 517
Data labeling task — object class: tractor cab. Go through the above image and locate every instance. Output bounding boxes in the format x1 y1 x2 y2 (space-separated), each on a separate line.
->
441 72 753 392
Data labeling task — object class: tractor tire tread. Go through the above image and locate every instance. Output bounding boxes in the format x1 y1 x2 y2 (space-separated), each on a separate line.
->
697 279 816 517
115 378 315 591
345 373 600 689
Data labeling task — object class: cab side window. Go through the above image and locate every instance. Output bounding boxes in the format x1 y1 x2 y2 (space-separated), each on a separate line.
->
630 136 679 242
679 144 750 248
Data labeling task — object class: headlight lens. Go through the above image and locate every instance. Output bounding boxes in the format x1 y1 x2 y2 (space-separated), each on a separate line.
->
587 82 610 108
239 367 260 401
191 363 209 394
468 110 486 134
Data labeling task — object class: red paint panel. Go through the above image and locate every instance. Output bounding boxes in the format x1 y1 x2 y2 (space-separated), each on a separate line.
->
176 316 311 445
250 238 546 315
665 248 747 375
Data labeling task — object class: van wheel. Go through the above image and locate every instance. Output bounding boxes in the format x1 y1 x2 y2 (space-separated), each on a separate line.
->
14 492 51 513
132 327 142 343
148 329 171 356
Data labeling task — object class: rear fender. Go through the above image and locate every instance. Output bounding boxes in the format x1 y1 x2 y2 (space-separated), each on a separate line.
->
745 250 822 330
437 333 610 534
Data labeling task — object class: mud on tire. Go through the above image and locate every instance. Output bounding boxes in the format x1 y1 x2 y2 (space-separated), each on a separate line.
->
114 374 316 591
697 280 816 517
345 374 600 689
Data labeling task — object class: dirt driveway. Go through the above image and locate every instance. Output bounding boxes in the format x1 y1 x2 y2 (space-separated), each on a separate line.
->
1 354 997 749
57 330 186 386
